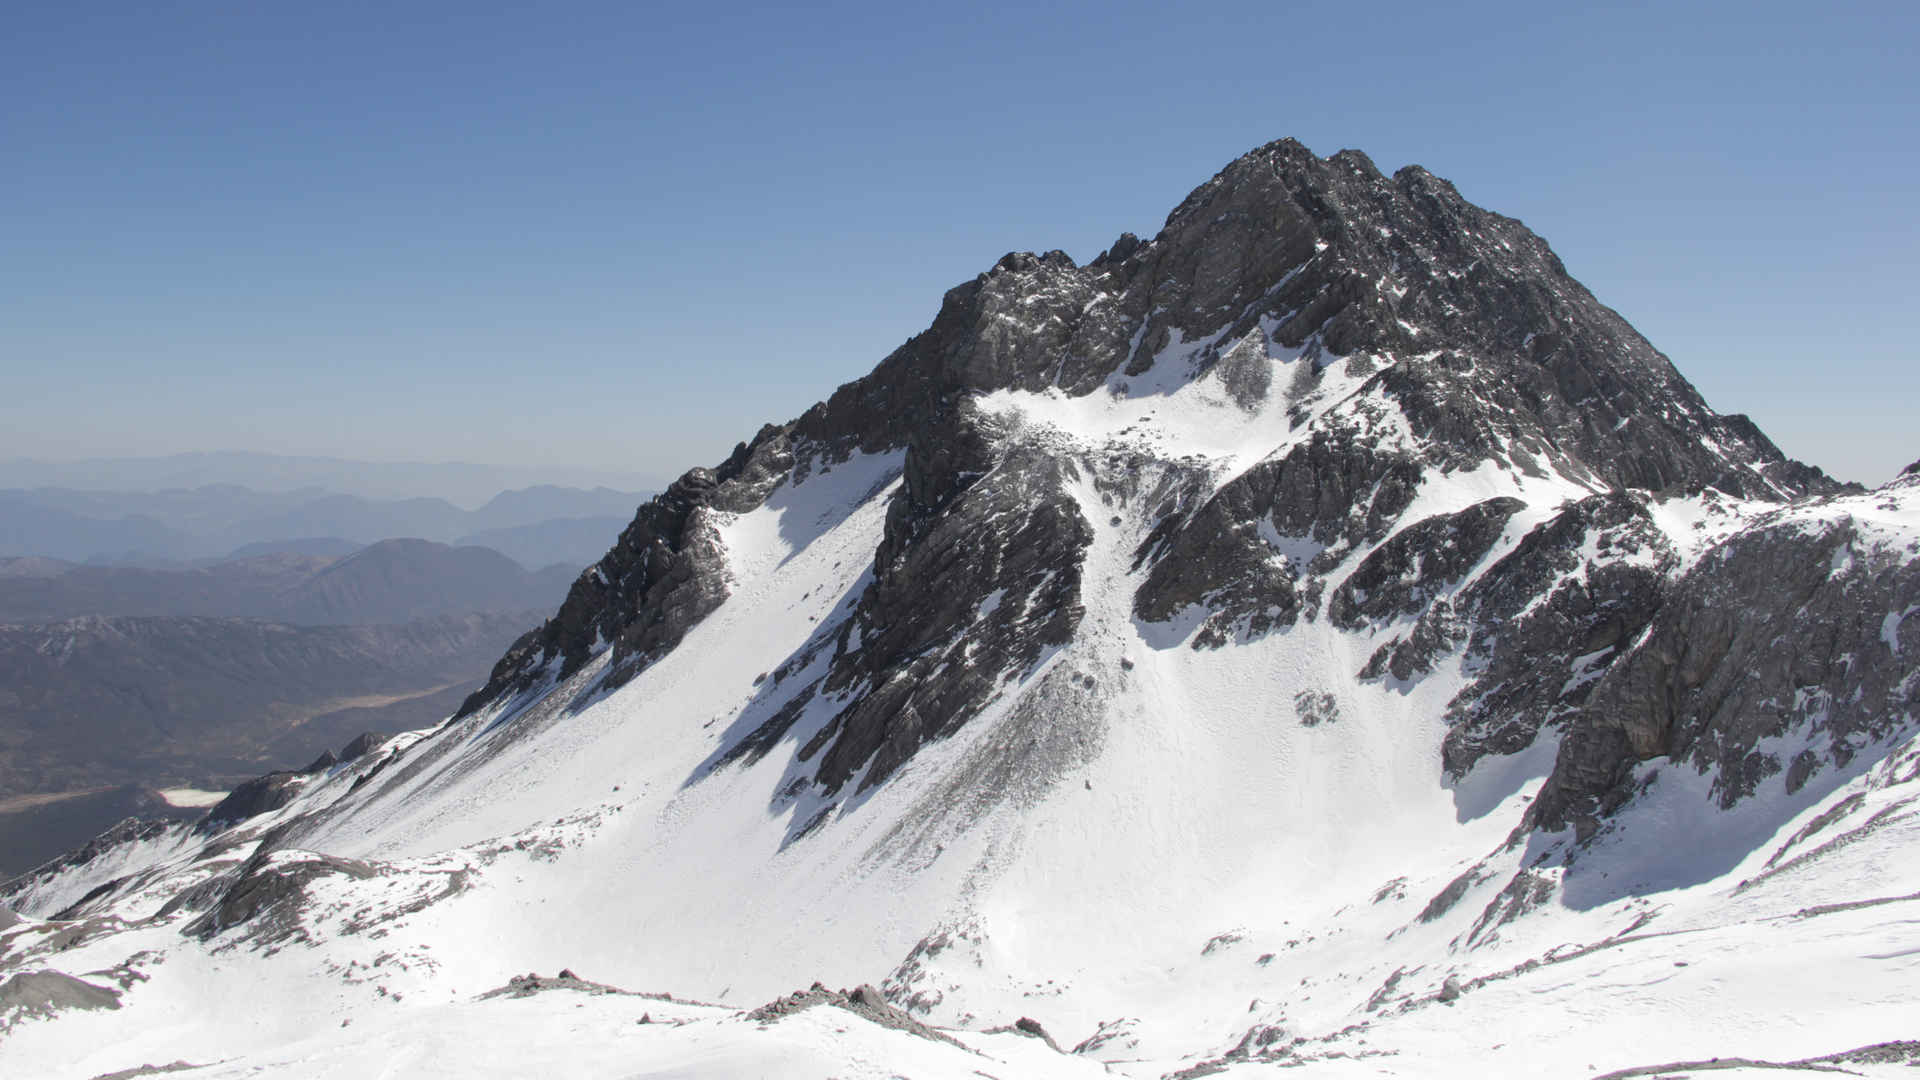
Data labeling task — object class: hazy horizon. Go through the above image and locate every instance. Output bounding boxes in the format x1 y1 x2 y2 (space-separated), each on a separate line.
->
0 449 661 509
5 2 1914 486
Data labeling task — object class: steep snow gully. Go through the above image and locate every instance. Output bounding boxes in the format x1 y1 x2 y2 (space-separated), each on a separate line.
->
3 139 1916 1079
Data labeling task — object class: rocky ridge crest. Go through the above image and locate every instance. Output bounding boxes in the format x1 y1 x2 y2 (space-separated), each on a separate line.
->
456 138 1845 809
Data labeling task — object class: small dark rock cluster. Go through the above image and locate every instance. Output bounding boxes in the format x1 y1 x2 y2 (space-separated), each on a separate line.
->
749 981 961 1047
478 968 633 1000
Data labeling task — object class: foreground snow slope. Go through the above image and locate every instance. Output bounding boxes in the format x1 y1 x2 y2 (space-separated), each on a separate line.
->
3 139 1914 1078
6 434 1913 1080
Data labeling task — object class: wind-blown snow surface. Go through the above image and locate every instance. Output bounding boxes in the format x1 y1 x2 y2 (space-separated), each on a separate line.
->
3 361 1917 1077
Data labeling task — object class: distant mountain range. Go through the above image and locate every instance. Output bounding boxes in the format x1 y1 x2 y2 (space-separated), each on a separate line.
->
0 538 574 875
0 610 541 801
0 482 647 567
0 451 660 507
0 469 624 877
0 538 577 625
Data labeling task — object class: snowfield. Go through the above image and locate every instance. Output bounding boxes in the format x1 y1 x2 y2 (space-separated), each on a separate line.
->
3 364 1915 1078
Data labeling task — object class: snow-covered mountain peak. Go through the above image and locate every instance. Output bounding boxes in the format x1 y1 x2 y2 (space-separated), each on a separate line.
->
3 140 1914 1079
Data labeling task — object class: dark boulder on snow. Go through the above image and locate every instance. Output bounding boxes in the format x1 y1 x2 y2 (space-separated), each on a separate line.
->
1012 1016 1065 1052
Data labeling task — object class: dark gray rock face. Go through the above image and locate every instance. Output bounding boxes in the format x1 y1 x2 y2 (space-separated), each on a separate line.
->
1357 491 1679 777
1328 497 1524 630
1129 141 1824 498
1133 430 1427 647
806 441 1093 794
1533 488 1920 838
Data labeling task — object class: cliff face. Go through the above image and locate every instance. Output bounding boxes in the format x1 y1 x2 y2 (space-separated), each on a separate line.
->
1535 472 1920 839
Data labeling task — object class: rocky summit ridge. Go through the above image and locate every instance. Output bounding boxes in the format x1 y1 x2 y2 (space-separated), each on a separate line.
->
2 139 1914 1080
459 136 1843 796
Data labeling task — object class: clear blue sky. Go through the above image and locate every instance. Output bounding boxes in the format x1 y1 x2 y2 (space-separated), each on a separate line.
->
4 1 1914 484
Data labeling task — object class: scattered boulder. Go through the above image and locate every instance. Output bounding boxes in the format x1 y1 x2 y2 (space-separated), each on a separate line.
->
1202 929 1247 955
1014 1016 1064 1052
983 1015 1066 1052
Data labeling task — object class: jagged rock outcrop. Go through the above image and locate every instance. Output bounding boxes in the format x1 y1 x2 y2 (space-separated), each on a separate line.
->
749 981 961 1047
454 429 788 710
336 731 388 763
1367 490 1679 775
1534 478 1920 838
186 848 378 941
806 442 1093 794
1132 429 1426 646
1328 496 1525 630
200 772 307 831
